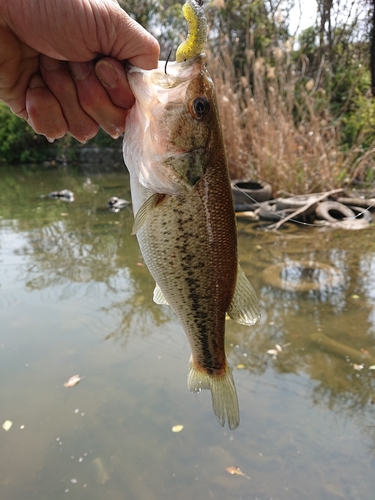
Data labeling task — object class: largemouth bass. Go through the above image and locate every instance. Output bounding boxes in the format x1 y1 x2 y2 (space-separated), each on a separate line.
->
123 1 260 430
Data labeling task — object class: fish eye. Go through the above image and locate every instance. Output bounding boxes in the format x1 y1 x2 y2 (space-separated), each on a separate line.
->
190 97 210 119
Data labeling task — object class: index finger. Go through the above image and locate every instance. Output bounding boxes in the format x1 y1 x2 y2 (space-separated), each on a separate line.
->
107 9 160 69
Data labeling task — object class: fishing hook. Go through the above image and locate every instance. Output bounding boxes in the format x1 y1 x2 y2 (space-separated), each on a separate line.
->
164 48 173 75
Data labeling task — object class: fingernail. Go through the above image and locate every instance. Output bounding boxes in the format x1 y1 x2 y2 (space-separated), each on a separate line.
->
69 62 92 80
42 56 62 71
95 60 118 88
46 137 55 143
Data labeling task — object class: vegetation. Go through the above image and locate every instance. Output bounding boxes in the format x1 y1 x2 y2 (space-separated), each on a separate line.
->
0 102 51 164
1 0 374 194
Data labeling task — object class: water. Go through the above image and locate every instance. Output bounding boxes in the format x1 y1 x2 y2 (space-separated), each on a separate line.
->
1 165 375 500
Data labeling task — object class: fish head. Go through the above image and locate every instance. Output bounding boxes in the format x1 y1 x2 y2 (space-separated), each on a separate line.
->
124 54 220 196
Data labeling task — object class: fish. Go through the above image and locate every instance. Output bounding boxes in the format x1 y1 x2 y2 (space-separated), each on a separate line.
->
123 0 260 430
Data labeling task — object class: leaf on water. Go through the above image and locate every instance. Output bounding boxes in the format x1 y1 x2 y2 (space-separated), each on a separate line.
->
353 364 364 371
236 364 245 369
2 420 13 432
225 466 251 480
171 425 184 433
64 375 81 387
369 365 375 370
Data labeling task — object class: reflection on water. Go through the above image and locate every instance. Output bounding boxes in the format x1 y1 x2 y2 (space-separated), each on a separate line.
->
1 165 375 500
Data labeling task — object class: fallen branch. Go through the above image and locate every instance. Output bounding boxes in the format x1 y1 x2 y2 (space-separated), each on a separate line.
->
266 188 344 230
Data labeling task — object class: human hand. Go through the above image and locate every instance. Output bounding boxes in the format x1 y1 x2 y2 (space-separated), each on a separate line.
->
0 0 160 142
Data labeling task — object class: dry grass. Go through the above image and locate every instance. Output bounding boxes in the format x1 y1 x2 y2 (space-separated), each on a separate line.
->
208 45 374 195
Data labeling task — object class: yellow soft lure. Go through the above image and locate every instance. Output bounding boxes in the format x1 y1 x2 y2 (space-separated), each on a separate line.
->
176 0 208 62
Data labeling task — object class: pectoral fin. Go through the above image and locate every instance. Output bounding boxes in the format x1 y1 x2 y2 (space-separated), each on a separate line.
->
131 193 162 235
153 283 169 305
227 263 260 325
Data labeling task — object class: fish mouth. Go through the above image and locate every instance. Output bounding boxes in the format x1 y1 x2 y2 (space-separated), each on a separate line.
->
126 54 206 92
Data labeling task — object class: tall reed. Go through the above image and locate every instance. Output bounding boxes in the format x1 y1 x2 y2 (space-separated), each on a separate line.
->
208 43 374 195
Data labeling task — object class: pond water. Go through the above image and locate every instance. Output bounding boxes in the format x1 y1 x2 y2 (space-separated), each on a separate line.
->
1 164 375 500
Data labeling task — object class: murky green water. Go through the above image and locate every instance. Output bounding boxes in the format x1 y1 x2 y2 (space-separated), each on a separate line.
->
1 164 375 500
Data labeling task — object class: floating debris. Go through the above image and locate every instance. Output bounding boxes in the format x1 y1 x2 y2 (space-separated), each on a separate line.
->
107 196 129 212
64 374 81 388
353 364 364 371
48 189 74 202
171 425 184 433
267 343 292 359
2 420 13 432
267 344 282 359
225 466 251 480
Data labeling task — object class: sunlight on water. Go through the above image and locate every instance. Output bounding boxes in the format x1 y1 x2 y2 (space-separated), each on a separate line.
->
0 165 375 500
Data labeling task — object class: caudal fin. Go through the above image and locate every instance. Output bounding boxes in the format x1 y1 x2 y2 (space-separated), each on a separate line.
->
187 358 240 430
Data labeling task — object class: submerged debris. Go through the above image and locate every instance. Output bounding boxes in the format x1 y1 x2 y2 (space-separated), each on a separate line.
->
225 466 251 480
64 374 81 388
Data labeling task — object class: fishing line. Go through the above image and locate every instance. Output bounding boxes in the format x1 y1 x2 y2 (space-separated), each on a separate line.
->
231 182 374 228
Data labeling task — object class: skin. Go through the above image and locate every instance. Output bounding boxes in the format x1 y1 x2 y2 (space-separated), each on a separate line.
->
0 0 160 141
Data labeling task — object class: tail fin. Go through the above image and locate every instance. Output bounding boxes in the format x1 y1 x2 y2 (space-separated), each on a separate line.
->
188 358 240 430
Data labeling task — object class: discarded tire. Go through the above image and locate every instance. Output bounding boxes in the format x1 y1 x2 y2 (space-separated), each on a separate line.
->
232 180 272 205
262 260 344 292
349 206 373 222
315 201 355 222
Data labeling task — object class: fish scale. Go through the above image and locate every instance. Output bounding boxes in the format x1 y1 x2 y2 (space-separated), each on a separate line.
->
136 177 236 375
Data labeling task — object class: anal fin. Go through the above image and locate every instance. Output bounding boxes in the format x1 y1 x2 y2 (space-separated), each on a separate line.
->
227 263 260 325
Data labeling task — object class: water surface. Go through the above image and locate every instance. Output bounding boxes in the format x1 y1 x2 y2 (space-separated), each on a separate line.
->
1 165 375 500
